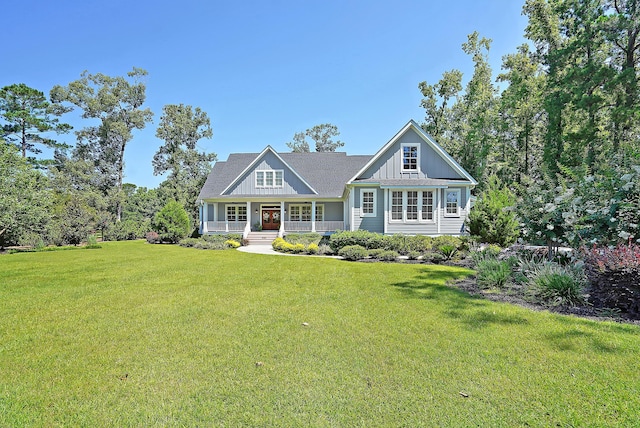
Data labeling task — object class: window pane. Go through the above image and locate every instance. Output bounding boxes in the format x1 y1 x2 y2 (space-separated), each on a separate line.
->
275 171 283 186
301 205 312 221
227 206 236 221
256 171 264 187
290 206 300 221
238 206 247 222
407 191 418 220
265 171 273 186
403 146 418 170
362 191 374 214
315 205 323 221
391 191 403 220
446 191 459 214
422 191 433 220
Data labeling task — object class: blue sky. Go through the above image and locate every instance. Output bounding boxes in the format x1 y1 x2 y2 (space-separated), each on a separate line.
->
4 0 528 188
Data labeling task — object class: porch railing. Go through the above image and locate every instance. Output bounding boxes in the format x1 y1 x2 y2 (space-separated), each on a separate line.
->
283 221 344 232
205 221 247 232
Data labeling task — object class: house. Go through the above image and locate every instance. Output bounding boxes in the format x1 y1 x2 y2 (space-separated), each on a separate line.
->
197 120 477 240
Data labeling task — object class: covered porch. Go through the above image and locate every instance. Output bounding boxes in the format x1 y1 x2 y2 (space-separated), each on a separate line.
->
201 200 345 238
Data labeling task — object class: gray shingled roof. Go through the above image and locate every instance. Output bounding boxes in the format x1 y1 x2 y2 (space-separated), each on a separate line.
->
198 151 373 200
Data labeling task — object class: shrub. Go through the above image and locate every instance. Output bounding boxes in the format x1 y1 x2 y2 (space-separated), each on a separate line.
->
225 239 241 249
103 219 149 241
146 231 160 244
432 235 463 250
285 233 322 246
179 238 200 248
338 245 369 261
437 244 458 261
317 244 333 255
422 251 444 264
407 251 421 260
307 243 319 254
291 243 306 254
329 230 385 252
153 201 191 243
582 242 640 317
467 175 519 247
476 259 512 289
528 263 585 307
272 237 288 252
378 250 399 262
194 240 226 250
368 248 386 259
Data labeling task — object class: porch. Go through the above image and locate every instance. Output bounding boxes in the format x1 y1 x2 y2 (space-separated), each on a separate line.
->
204 220 344 235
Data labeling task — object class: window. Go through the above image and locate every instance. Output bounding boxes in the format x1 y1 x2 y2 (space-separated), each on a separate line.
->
445 189 461 217
390 190 436 222
406 191 418 220
256 170 284 188
391 191 403 220
422 191 434 221
289 204 324 222
289 205 301 221
206 203 215 221
402 145 419 171
360 189 377 217
226 205 247 222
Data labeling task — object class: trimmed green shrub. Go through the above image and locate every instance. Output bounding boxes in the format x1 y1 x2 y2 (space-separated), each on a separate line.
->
378 250 399 262
153 201 191 243
338 245 369 261
407 251 421 260
329 230 386 251
432 235 463 250
318 244 332 255
422 251 445 264
284 233 322 245
476 259 512 289
368 248 386 258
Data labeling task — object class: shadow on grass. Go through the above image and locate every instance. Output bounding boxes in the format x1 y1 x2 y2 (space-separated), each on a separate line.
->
541 316 638 354
392 267 530 329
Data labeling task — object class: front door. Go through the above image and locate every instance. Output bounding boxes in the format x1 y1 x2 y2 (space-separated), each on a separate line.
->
261 209 281 230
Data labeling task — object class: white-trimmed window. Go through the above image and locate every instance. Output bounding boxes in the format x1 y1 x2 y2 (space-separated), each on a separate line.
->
289 204 324 222
422 191 434 221
256 170 284 188
402 145 419 171
226 205 247 222
360 189 377 217
391 191 403 220
445 189 461 217
390 190 436 222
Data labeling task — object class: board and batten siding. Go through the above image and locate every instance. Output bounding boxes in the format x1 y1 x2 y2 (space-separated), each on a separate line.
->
359 128 463 180
351 187 384 233
225 151 315 196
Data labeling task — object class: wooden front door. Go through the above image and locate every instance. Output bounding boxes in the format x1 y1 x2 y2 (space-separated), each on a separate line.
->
261 209 281 230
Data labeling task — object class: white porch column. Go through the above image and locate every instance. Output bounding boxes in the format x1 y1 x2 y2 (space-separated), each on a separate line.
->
437 189 442 234
311 200 316 232
279 201 285 237
383 189 388 235
202 203 208 234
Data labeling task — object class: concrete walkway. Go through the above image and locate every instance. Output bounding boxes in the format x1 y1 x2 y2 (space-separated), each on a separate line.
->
236 244 279 255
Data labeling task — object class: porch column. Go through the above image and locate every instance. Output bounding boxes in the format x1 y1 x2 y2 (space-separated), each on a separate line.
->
202 203 208 234
279 201 285 237
311 200 316 232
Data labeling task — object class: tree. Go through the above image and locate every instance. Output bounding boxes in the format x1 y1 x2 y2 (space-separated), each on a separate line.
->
153 200 191 243
0 142 52 248
419 69 463 145
50 68 153 221
286 132 310 152
0 83 71 161
467 175 519 246
287 123 344 152
153 104 215 221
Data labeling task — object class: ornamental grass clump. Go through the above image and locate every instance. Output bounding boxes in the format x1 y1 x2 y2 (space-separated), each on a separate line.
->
475 258 512 289
527 263 585 307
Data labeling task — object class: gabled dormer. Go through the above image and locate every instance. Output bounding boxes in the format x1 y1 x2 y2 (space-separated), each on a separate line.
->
348 120 477 185
221 146 318 196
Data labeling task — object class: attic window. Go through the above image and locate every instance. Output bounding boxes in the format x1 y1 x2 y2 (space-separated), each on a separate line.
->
402 145 419 171
256 170 283 188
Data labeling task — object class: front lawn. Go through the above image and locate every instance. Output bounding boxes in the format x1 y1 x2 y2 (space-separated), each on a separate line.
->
1 241 639 426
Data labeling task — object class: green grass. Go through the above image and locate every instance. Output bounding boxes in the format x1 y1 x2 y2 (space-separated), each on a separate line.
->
1 241 639 426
